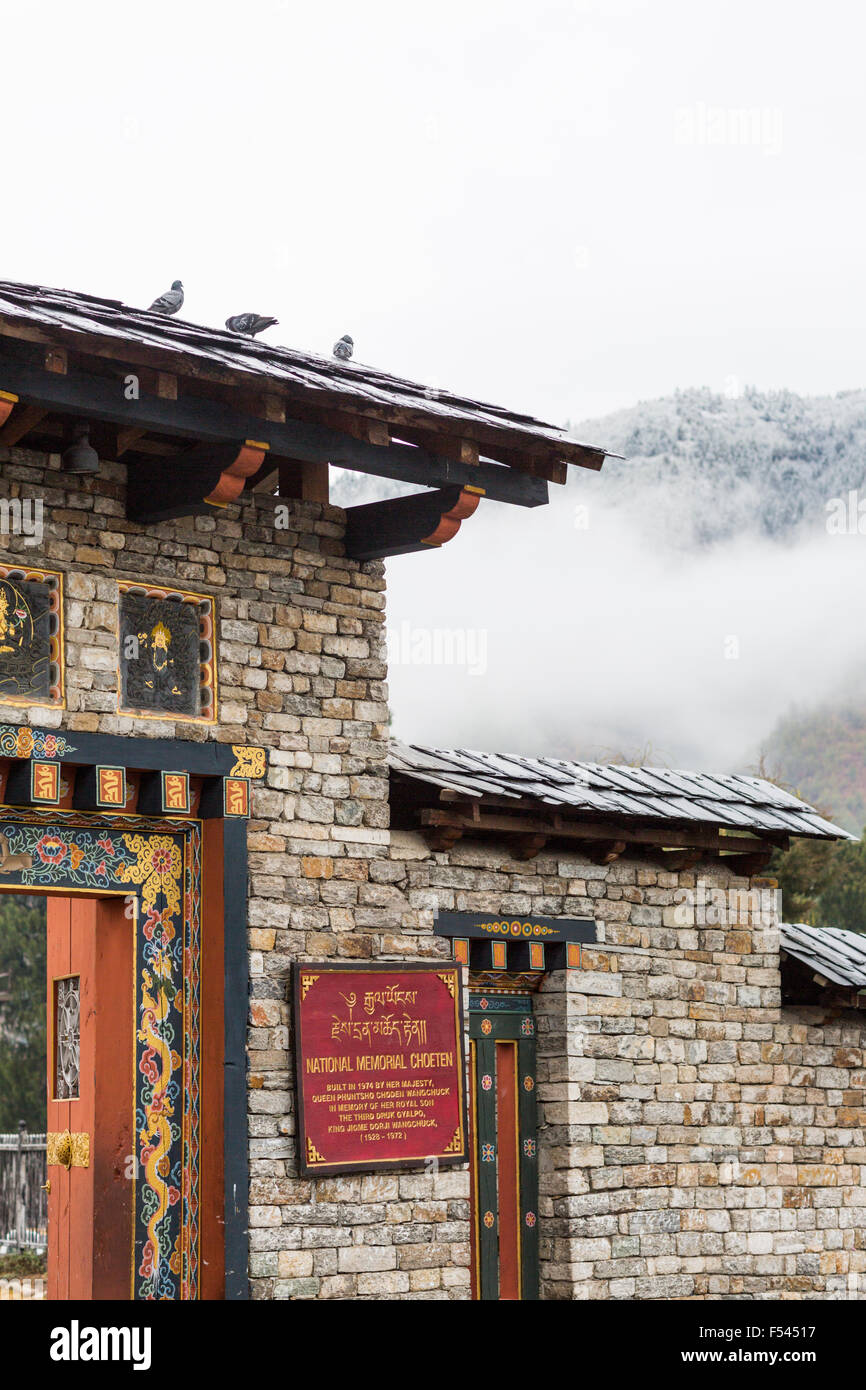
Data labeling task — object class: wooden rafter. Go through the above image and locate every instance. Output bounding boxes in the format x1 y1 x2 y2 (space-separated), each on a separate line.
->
0 351 547 510
44 346 67 375
396 426 480 466
418 806 781 857
0 347 64 446
0 402 47 445
0 284 613 482
427 825 463 851
276 459 329 504
115 426 147 456
587 839 627 865
297 405 391 447
717 849 775 876
0 390 18 431
127 439 268 522
490 439 603 477
512 833 549 861
656 848 704 872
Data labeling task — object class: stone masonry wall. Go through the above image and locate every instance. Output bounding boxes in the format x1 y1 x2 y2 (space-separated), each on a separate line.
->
387 830 866 1301
0 445 469 1301
2 444 862 1302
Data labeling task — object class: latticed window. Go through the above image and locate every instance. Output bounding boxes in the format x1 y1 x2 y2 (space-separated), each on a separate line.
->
55 976 80 1099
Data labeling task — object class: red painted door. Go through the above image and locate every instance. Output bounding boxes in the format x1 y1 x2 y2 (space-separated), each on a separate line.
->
46 896 133 1300
495 1041 521 1300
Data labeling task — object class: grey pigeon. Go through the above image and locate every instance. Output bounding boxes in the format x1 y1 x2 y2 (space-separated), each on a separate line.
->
225 314 278 337
333 334 353 361
148 280 184 315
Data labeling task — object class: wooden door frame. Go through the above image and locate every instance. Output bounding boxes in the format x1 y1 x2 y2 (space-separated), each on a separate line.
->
0 724 264 1299
468 990 539 1301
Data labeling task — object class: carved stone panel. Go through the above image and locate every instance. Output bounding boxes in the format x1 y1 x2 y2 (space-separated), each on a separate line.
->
118 583 216 722
0 566 64 707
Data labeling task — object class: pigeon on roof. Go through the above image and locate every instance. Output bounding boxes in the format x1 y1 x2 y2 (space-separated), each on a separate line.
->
148 281 184 315
0 280 615 467
225 313 279 337
333 334 353 361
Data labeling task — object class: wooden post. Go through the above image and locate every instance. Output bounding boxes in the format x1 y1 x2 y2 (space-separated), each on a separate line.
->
277 459 329 504
44 347 67 375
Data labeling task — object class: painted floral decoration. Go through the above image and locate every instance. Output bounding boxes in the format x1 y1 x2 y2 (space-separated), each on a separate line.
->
35 833 66 866
16 728 34 757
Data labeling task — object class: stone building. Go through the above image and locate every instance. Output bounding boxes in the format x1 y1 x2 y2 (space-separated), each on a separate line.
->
0 280 860 1302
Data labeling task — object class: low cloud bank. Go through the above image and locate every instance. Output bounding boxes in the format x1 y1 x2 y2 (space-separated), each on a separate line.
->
381 481 866 774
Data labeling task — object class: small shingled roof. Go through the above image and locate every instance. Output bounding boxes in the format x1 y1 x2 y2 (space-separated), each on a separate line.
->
388 739 852 840
0 280 608 468
780 922 866 989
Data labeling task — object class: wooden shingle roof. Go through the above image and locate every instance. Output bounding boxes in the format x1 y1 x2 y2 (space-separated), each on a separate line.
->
389 739 851 842
0 280 609 471
780 922 866 989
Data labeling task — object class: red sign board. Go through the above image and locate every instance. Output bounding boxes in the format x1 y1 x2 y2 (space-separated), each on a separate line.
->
293 962 467 1175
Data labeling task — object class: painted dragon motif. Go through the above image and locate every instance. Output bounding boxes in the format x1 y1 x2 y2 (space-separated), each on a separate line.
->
137 966 176 1290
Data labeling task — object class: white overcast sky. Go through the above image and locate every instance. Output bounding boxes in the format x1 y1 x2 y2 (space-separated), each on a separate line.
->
4 0 864 780
3 0 864 428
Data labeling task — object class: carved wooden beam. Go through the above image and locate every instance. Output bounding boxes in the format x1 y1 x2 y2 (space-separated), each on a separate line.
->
345 485 482 561
587 839 627 865
396 426 480 466
205 440 269 505
127 439 268 522
0 401 47 445
0 351 547 508
313 408 390 447
484 439 602 480
257 398 392 449
512 833 549 861
0 390 18 430
115 426 147 456
426 825 463 851
418 806 776 857
657 848 704 872
520 456 568 485
718 849 774 877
